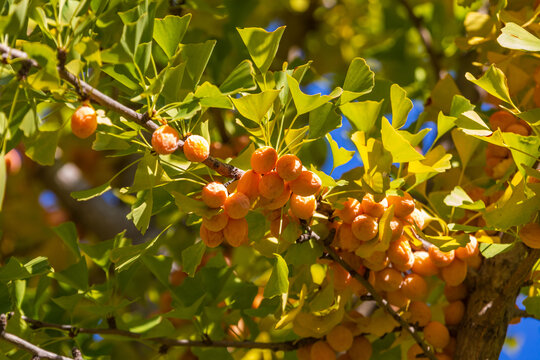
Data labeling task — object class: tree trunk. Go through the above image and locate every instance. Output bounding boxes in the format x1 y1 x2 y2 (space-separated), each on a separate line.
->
455 242 540 359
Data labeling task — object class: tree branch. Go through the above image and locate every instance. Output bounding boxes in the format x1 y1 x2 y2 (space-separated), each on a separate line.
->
19 315 313 351
0 314 76 360
0 44 244 180
510 308 540 321
396 0 442 80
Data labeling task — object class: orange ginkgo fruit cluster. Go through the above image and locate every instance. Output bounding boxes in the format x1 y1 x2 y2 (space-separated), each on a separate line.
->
199 146 322 249
293 191 483 360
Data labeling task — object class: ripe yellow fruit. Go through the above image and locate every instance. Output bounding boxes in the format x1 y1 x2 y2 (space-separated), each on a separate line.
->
334 198 363 224
71 104 98 139
423 321 450 349
223 192 251 219
386 192 415 218
455 236 479 260
408 301 431 327
202 211 229 232
310 340 336 360
183 135 210 162
386 289 410 309
441 258 468 286
412 251 439 277
429 247 455 268
276 154 302 181
251 146 278 174
262 185 292 210
326 325 354 352
375 268 403 292
289 170 322 197
200 225 223 248
337 224 362 252
407 343 423 360
258 171 285 199
351 214 378 241
520 223 540 249
387 236 414 267
401 273 428 301
290 194 317 220
201 182 228 208
346 336 372 360
444 300 465 326
444 283 467 302
223 218 249 247
297 345 312 360
237 169 261 201
361 193 385 218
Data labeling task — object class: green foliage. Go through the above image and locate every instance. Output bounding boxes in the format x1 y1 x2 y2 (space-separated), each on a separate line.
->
1 1 540 359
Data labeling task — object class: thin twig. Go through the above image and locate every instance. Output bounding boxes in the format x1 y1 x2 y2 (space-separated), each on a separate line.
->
0 314 75 360
510 309 540 321
397 0 441 80
19 315 313 351
0 44 244 180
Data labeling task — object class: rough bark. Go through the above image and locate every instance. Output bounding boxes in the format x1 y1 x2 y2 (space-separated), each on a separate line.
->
455 242 540 359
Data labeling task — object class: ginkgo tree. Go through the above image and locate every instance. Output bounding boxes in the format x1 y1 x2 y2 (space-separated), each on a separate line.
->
1 1 540 360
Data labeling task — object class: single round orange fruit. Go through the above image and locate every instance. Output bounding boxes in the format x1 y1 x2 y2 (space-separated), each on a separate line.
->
375 267 403 292
326 325 354 352
202 182 228 208
251 146 278 174
183 135 210 162
310 340 336 360
387 236 414 267
429 247 455 268
489 111 516 131
71 104 98 139
200 225 223 248
223 192 250 219
412 251 439 277
223 218 249 247
441 258 468 286
202 212 229 232
444 300 465 326
520 223 540 249
346 336 372 360
424 321 450 349
237 169 261 201
401 273 428 301
290 194 317 220
289 170 322 196
361 193 386 218
334 198 363 224
258 171 285 199
408 301 431 327
444 283 467 302
351 214 378 241
276 154 302 181
386 192 415 218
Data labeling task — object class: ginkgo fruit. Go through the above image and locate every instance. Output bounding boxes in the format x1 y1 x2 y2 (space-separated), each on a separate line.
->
444 283 467 302
224 192 251 219
401 273 428 301
346 336 372 360
326 325 354 352
223 218 249 247
334 198 363 224
251 146 278 174
71 104 98 139
276 154 302 181
387 192 415 218
444 300 465 325
202 212 229 232
200 225 223 248
412 251 439 277
183 135 210 162
237 169 261 201
429 247 455 267
202 182 228 208
289 170 322 196
441 258 468 286
424 321 450 349
375 267 403 292
310 340 336 360
290 194 317 220
361 193 386 218
351 214 378 241
408 301 432 327
258 171 285 199
519 223 540 249
387 236 414 267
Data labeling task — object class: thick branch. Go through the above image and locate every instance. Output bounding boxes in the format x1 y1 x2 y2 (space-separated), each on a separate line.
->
0 44 244 180
0 314 75 360
20 315 312 351
397 0 441 80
